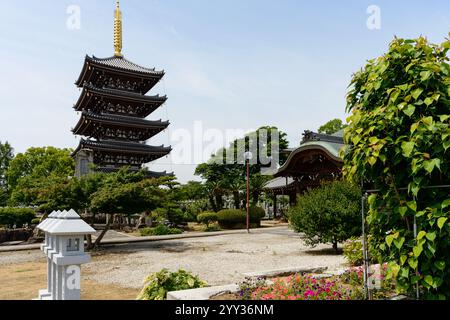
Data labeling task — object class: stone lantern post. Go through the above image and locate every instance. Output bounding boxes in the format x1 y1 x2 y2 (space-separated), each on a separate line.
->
36 209 96 300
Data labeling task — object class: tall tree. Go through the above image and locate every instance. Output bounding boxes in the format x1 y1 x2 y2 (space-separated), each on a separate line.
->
195 126 289 211
318 119 347 135
7 147 75 206
0 141 14 206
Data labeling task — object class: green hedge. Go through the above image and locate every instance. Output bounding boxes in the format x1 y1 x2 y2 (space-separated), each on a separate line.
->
217 207 265 229
249 206 266 221
197 212 218 226
0 208 36 228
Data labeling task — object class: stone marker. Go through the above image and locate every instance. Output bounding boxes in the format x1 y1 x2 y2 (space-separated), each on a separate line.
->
36 210 96 300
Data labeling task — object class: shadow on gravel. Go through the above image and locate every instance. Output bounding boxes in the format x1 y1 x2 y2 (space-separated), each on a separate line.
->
303 247 343 256
90 241 192 256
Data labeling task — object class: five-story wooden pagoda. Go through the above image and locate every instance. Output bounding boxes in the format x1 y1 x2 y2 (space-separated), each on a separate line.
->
72 1 171 177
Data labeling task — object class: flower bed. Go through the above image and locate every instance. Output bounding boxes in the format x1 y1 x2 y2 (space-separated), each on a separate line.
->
225 265 398 300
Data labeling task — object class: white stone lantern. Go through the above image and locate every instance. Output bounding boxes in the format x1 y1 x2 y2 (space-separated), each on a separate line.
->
36 209 96 300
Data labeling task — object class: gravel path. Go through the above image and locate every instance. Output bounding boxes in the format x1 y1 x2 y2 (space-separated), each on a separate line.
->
0 227 346 289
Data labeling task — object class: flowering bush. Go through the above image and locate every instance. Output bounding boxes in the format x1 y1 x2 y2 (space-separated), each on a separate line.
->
241 273 358 300
239 266 398 300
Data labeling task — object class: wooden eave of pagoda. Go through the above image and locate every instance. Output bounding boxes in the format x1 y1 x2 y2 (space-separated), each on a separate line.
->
73 83 167 114
72 111 169 138
72 139 172 157
75 55 165 93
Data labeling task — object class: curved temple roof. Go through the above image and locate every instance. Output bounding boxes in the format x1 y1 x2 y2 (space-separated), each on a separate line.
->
274 131 345 178
72 111 169 135
72 139 171 156
75 55 165 91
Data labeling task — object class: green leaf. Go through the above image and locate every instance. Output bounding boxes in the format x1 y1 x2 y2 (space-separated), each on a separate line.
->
401 141 415 157
411 88 423 100
420 71 432 81
407 200 417 212
424 275 433 286
425 232 436 242
437 217 447 230
413 245 423 257
400 255 407 265
400 267 409 278
398 206 408 217
393 237 405 249
444 140 450 151
417 231 427 240
385 234 394 247
368 157 377 166
422 116 433 126
434 261 445 271
423 159 441 173
403 104 415 117
408 258 418 269
424 97 433 106
441 199 450 209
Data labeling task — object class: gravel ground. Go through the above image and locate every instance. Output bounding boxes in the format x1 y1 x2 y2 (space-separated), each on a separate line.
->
0 226 346 290
0 250 45 266
85 227 346 288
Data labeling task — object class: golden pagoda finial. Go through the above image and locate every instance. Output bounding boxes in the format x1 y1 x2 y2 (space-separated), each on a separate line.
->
114 0 123 57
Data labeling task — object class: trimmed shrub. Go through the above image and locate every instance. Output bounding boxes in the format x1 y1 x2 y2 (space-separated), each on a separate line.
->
217 207 265 229
197 212 218 227
139 224 183 236
0 208 36 228
217 209 246 224
137 269 206 300
288 180 361 251
249 206 266 222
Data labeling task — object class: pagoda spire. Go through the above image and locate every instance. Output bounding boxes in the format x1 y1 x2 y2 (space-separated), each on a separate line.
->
114 0 123 57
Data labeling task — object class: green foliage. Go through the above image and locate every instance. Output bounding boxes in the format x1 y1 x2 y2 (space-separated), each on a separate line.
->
137 269 206 300
195 126 289 211
31 218 41 225
343 237 383 267
90 174 169 215
216 207 265 228
217 209 247 224
0 141 14 206
318 119 347 135
288 180 362 250
139 224 183 236
204 225 221 232
7 147 74 192
197 212 218 227
343 35 450 298
0 207 36 228
343 238 364 266
249 206 266 221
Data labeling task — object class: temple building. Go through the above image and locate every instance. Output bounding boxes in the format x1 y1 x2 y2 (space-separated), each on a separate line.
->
264 130 345 217
72 1 171 178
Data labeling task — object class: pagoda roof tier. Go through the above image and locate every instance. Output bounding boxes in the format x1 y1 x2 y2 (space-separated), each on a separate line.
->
75 55 165 94
73 139 171 158
72 111 169 141
74 83 167 117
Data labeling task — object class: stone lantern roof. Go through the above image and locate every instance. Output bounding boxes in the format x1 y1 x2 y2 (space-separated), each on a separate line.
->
37 210 96 236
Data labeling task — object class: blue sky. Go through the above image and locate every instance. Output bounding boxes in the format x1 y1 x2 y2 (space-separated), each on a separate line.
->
0 0 449 182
